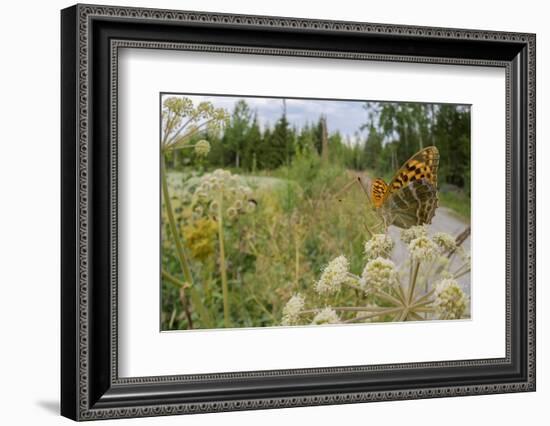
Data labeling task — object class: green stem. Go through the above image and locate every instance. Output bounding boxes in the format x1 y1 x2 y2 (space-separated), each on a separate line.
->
161 154 194 285
374 290 404 307
453 264 471 279
161 269 213 328
411 289 435 308
396 309 409 322
410 306 436 313
294 234 300 291
162 269 186 288
454 269 471 279
217 195 230 328
408 312 424 321
161 156 212 327
395 281 407 304
408 261 421 306
344 307 404 323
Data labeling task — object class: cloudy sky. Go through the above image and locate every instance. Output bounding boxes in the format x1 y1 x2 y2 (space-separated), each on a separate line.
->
163 93 372 143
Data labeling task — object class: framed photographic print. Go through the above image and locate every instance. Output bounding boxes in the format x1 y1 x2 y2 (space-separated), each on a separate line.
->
61 4 536 421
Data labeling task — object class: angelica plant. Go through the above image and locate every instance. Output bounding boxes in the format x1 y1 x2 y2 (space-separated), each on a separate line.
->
281 226 470 326
160 96 229 329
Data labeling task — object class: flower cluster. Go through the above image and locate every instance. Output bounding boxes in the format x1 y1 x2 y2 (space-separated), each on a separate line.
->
182 218 218 261
364 234 394 261
311 307 340 325
194 140 211 157
400 225 428 244
361 257 398 291
432 232 457 253
314 255 350 296
433 279 468 319
408 235 439 262
161 97 229 151
281 294 305 326
193 169 255 220
280 224 470 326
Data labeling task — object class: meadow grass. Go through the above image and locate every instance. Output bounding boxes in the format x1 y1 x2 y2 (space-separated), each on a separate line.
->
161 160 384 330
438 190 470 221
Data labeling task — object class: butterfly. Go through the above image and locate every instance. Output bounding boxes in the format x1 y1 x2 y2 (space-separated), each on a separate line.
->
370 146 439 229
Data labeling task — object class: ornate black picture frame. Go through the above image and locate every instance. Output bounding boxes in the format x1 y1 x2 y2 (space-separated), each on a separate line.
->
61 4 536 421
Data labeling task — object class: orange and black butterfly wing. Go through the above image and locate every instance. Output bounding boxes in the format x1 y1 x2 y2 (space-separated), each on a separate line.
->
387 146 439 193
379 146 440 228
371 178 389 208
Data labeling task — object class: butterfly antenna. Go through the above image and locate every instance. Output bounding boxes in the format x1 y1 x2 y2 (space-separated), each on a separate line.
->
333 177 358 202
334 174 374 203
356 175 375 207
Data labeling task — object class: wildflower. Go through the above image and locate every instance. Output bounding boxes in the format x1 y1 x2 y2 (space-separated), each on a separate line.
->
194 139 211 157
182 218 218 261
239 185 253 197
401 225 428 244
226 206 238 220
193 170 255 219
432 232 457 252
195 190 209 201
193 205 204 217
213 168 231 180
281 294 305 326
233 199 243 211
209 200 220 215
364 234 394 261
433 279 468 319
409 236 439 262
311 307 340 325
314 255 350 295
361 257 398 291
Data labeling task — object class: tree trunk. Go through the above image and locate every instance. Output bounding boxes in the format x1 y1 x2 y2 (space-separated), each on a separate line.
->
321 116 329 163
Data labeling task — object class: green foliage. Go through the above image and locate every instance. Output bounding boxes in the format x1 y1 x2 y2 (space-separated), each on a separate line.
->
438 188 471 220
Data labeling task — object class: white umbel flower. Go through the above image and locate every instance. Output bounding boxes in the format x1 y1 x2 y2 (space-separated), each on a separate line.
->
193 169 254 219
361 257 398 291
281 294 305 326
433 279 468 319
409 236 439 262
432 232 457 252
194 139 211 157
312 307 340 325
364 234 394 261
314 255 350 295
400 225 428 244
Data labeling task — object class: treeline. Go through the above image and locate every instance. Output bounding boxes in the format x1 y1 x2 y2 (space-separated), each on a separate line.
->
200 100 359 172
169 99 471 193
362 102 471 192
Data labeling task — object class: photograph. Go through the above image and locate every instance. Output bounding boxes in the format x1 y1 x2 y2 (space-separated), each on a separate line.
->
160 93 472 331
